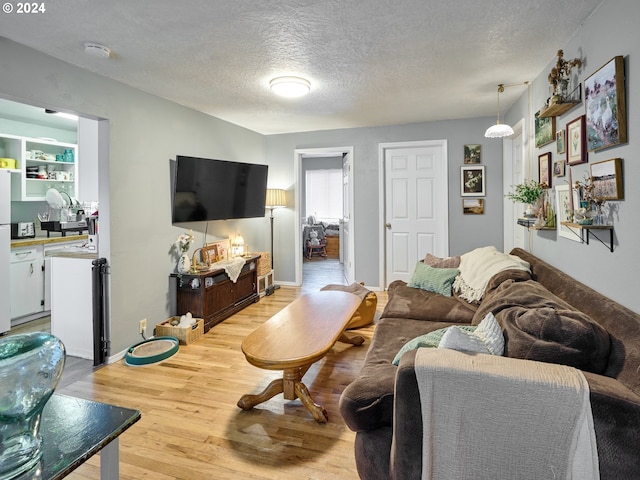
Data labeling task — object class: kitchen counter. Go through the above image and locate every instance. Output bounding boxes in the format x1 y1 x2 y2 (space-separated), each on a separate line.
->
10 233 88 248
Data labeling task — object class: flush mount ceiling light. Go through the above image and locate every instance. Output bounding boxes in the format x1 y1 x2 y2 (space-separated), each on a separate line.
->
83 42 111 58
485 84 514 138
269 76 311 98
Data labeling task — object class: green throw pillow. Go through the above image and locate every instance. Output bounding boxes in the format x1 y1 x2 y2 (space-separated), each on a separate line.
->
392 325 476 365
407 262 460 297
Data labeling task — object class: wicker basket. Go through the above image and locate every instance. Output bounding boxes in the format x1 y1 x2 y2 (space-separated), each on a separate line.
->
255 252 272 276
156 317 204 345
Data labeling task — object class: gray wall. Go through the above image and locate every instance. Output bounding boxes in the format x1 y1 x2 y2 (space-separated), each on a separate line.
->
265 117 505 288
0 38 267 355
505 0 639 313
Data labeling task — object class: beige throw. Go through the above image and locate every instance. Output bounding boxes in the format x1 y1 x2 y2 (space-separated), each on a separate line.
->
414 349 599 480
210 257 245 283
453 246 530 302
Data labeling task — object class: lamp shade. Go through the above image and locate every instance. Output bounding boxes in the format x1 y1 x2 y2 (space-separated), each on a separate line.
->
484 123 514 138
266 189 286 208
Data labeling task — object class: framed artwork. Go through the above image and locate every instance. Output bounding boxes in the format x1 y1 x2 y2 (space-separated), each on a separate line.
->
585 56 627 152
206 240 229 263
553 159 565 177
202 243 219 265
535 110 556 148
464 144 482 164
538 152 552 188
590 158 623 200
556 129 566 154
566 115 587 165
556 184 580 242
461 166 485 197
463 198 484 214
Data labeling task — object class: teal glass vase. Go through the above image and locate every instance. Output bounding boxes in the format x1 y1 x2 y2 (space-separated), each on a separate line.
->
0 333 66 479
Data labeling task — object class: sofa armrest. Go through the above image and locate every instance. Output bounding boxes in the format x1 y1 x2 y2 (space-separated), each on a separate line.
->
390 349 423 480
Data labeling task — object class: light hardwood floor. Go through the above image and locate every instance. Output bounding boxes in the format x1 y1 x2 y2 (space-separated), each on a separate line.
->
60 284 387 479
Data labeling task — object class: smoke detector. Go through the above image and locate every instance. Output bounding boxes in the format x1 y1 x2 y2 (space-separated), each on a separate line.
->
84 42 111 58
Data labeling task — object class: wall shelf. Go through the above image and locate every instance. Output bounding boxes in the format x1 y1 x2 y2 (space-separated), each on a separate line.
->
560 222 614 252
539 85 582 118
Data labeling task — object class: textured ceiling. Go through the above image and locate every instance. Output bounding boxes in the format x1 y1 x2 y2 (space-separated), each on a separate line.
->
0 0 602 134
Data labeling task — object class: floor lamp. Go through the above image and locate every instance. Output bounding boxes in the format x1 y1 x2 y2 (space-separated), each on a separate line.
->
265 188 286 294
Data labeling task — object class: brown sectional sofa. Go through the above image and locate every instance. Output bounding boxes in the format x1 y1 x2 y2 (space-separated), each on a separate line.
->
339 248 640 479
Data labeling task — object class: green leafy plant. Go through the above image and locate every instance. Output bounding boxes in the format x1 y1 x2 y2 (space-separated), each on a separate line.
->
505 180 544 204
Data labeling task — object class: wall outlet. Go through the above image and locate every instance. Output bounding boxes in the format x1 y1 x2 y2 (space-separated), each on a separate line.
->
139 318 147 334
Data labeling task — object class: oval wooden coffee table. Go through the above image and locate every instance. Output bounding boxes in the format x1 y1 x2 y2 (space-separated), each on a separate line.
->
238 291 365 423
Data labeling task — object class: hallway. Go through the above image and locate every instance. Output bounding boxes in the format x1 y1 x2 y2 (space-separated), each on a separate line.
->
301 257 347 293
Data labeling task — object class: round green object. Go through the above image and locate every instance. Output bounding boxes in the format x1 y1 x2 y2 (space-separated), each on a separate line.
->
124 337 179 366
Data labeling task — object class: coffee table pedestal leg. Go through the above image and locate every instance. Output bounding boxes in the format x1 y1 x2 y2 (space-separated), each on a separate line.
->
238 366 329 423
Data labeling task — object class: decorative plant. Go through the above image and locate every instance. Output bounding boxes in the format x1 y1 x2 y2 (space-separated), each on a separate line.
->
174 229 194 254
548 49 582 98
505 180 545 205
574 175 606 210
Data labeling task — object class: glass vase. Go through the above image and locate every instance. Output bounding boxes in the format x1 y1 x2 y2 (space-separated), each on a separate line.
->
0 333 66 480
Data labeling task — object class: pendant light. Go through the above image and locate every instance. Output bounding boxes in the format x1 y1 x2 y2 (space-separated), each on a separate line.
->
485 84 514 138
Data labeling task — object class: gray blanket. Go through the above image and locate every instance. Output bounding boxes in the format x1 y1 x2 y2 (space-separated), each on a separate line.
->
414 349 599 480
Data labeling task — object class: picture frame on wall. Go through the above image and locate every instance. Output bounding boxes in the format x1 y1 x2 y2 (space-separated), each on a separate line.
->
590 158 623 200
555 184 580 242
556 129 566 154
535 110 555 148
553 159 565 177
464 144 482 164
463 198 484 214
461 166 485 197
566 115 587 165
584 56 627 152
538 152 552 188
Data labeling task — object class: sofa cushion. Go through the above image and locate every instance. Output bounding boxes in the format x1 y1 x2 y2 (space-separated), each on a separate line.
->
439 312 504 356
424 253 461 269
392 325 476 365
382 280 477 324
407 262 459 297
340 317 466 432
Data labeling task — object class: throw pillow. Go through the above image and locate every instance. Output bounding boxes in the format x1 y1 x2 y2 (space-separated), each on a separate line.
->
407 262 460 297
392 325 476 365
438 312 504 356
424 253 461 269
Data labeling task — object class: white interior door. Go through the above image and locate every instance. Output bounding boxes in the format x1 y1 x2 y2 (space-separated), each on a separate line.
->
503 119 526 253
382 141 448 285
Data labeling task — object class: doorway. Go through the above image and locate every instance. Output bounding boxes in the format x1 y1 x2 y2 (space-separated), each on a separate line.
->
379 140 449 287
294 146 354 289
503 118 527 253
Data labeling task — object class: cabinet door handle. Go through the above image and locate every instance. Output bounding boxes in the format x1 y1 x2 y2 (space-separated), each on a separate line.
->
30 263 34 275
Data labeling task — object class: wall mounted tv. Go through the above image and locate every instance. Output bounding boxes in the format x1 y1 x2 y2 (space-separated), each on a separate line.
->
172 155 268 223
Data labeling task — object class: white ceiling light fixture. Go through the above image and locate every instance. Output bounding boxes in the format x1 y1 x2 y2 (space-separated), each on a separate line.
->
84 42 111 58
485 84 514 138
484 81 530 138
269 76 311 98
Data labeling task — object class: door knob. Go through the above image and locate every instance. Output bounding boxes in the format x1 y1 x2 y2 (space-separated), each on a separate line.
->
385 223 392 229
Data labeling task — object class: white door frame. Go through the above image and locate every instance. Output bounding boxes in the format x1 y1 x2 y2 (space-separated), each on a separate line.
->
378 140 449 289
294 146 355 287
502 118 527 252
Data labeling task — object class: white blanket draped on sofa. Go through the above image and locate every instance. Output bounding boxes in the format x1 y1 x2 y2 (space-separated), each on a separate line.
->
414 349 599 480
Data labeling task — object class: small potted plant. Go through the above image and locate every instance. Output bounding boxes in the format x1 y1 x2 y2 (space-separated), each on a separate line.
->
505 180 545 217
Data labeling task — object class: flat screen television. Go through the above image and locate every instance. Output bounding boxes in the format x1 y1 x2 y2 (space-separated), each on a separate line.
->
172 155 268 222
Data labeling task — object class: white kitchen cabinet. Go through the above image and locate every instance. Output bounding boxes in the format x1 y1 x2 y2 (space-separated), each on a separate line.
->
10 245 44 319
0 133 78 202
44 241 85 311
